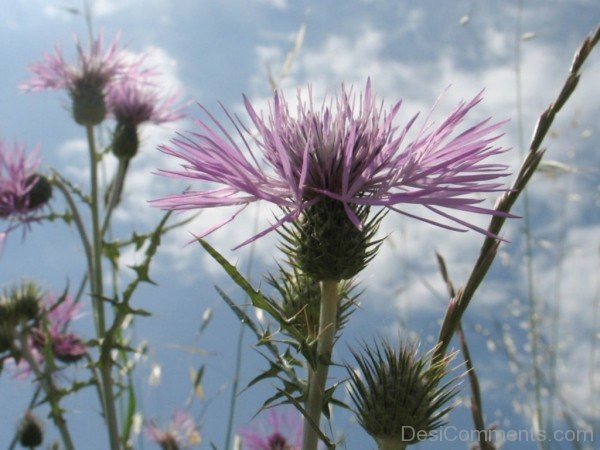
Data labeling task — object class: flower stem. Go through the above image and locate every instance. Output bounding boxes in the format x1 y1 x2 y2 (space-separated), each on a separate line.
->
377 438 407 450
18 334 75 450
86 125 121 450
302 280 339 450
101 158 129 238
86 125 106 336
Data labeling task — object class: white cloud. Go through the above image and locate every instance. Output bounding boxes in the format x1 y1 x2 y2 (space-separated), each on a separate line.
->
255 0 288 10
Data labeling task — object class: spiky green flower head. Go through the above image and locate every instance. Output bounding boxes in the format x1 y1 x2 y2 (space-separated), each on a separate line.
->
0 282 43 327
266 262 359 338
347 339 457 448
18 411 43 448
281 200 384 281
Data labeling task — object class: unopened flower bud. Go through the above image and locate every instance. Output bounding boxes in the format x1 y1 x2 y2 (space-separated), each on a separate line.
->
112 121 139 159
18 412 43 448
347 340 457 447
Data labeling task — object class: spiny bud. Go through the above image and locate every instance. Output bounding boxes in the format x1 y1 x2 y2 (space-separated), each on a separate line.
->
347 339 458 448
18 411 43 448
5 282 43 324
23 175 53 211
266 264 357 339
282 199 383 281
112 120 139 159
71 74 107 126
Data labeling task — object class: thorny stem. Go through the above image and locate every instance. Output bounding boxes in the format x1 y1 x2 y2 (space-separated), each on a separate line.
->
86 124 121 450
302 280 339 450
18 333 75 450
433 24 600 365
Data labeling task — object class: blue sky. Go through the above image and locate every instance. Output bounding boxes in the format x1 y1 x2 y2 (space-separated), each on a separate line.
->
1 1 599 449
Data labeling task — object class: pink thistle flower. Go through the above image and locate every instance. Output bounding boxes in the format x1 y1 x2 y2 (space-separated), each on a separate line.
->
107 81 185 127
31 294 86 364
145 410 201 450
21 30 150 126
0 142 51 249
107 81 186 160
4 292 85 379
153 79 511 249
21 29 144 93
239 408 302 450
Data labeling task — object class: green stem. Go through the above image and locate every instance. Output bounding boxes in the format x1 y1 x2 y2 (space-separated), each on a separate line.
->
86 125 121 450
377 437 407 450
101 158 129 238
18 334 75 450
224 211 259 450
514 3 544 443
86 125 106 335
302 280 339 450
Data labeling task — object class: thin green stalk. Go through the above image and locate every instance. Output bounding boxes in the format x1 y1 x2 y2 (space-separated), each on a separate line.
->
224 211 259 450
547 183 569 437
589 250 600 431
86 124 120 450
436 253 494 449
101 158 128 238
18 334 75 450
86 125 106 335
302 280 339 450
434 24 600 364
377 438 407 450
514 2 544 442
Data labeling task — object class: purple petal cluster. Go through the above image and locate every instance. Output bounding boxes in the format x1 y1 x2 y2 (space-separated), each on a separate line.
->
154 80 510 246
107 81 185 126
239 408 302 450
9 294 85 378
20 30 146 94
29 295 86 366
0 142 45 247
145 410 201 449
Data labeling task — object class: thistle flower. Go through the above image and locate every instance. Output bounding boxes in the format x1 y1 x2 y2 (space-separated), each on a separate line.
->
21 30 148 126
239 408 302 450
154 80 510 279
0 142 51 248
145 410 201 450
1 286 86 375
106 81 185 159
31 294 86 364
346 340 458 449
